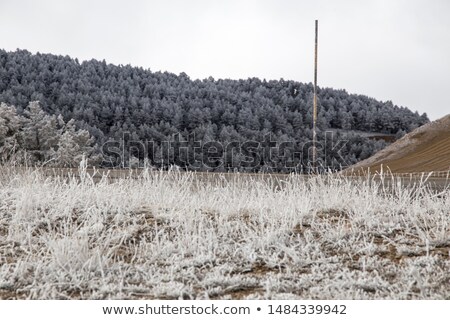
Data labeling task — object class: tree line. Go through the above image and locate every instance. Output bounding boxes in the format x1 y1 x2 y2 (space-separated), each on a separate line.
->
0 49 429 171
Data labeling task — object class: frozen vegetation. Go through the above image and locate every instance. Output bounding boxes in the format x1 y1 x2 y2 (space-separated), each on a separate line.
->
0 166 448 299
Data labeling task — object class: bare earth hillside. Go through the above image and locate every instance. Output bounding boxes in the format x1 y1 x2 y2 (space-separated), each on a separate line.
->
349 114 450 173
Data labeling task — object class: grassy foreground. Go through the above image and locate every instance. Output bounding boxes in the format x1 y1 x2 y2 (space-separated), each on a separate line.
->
0 166 448 299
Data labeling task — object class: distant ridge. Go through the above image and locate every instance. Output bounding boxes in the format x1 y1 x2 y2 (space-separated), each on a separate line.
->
349 114 450 173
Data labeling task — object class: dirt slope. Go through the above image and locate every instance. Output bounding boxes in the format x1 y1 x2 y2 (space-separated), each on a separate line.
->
349 114 450 173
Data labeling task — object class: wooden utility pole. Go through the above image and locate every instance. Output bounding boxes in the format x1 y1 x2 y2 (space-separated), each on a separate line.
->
312 19 318 173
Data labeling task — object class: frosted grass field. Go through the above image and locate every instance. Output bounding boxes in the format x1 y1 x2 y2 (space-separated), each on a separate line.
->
0 166 449 299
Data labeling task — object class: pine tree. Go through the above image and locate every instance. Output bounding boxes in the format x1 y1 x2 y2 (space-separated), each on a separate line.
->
21 101 61 164
0 103 22 161
54 119 96 167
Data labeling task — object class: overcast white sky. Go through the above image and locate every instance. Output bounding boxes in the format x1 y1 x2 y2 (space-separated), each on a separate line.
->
0 0 449 120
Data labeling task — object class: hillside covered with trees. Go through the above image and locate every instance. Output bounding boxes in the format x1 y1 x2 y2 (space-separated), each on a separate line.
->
0 49 429 171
